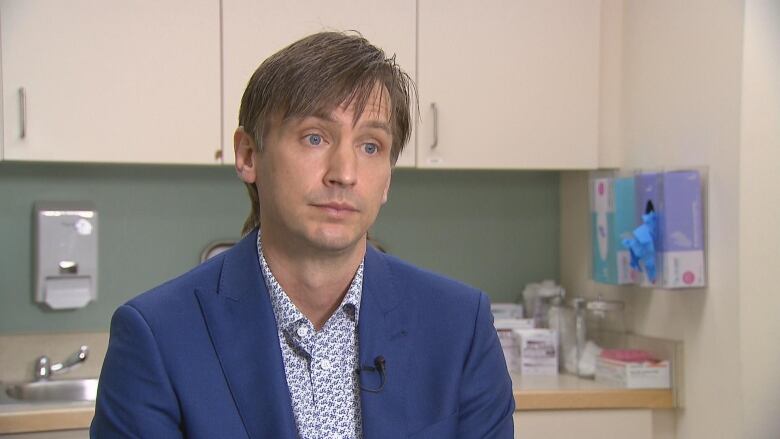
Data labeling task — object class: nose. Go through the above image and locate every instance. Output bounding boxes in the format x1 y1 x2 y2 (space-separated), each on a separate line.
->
324 140 357 187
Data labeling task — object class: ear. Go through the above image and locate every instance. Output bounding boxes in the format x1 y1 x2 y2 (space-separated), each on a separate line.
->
234 127 257 184
381 171 392 204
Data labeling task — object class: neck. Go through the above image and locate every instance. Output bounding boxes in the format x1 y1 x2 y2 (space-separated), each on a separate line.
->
261 232 365 330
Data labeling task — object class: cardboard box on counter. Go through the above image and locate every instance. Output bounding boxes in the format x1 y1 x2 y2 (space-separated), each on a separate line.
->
595 357 671 389
494 318 534 374
513 329 558 376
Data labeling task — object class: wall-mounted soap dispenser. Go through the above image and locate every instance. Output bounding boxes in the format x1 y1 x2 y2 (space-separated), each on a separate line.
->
34 202 98 310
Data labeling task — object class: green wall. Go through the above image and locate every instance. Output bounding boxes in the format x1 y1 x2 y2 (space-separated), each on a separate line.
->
0 163 559 334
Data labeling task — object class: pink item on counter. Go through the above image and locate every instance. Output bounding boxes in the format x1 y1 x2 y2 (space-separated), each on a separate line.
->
600 349 659 363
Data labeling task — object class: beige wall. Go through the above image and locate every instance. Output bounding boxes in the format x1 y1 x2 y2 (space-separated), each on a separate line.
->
561 0 750 438
738 1 780 438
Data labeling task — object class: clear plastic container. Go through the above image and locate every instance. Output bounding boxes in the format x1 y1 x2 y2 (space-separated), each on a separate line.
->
560 296 627 377
585 297 627 349
586 297 627 377
548 296 575 374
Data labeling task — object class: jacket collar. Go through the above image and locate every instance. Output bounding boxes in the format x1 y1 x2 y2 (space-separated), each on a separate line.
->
196 229 410 438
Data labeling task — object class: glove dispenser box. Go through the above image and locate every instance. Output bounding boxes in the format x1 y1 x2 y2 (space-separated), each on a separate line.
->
35 202 98 309
589 169 706 289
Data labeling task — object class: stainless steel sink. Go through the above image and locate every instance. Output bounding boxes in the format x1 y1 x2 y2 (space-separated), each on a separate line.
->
5 378 98 402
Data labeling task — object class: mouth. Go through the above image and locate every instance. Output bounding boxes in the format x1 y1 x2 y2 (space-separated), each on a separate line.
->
312 202 360 217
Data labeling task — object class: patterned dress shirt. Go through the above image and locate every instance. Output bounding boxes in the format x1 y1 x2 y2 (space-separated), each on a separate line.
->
257 233 363 439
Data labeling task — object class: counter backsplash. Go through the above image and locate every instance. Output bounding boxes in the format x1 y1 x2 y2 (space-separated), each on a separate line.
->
0 332 108 383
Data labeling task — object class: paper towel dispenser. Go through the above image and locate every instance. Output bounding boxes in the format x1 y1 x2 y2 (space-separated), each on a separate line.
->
35 202 98 310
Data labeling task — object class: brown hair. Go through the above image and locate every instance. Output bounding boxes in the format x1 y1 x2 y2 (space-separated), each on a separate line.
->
238 31 416 235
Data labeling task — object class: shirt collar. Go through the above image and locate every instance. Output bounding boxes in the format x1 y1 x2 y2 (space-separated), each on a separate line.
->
256 230 363 333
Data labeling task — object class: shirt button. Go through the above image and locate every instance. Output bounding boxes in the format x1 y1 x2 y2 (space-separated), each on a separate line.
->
320 358 332 371
297 326 308 337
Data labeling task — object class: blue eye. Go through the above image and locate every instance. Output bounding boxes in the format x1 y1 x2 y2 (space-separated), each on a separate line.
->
363 143 378 155
306 134 322 146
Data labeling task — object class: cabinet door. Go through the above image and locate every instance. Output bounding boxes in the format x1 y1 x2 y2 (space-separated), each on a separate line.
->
1 0 221 164
514 410 654 439
222 0 416 167
418 0 600 169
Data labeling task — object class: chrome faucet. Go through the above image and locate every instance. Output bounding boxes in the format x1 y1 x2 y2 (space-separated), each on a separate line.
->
34 345 89 381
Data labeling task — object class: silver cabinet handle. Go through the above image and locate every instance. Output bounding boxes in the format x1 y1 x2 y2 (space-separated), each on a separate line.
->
19 87 27 139
430 102 438 149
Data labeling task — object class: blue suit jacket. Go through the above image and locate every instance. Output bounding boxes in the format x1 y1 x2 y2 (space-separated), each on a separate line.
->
91 229 515 438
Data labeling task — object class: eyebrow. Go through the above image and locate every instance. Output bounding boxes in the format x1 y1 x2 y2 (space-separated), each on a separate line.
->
297 114 391 135
361 120 392 135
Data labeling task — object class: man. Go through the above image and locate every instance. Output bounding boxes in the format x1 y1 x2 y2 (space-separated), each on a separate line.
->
92 32 514 438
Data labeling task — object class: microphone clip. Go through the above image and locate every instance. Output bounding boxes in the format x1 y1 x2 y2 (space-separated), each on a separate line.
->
357 356 386 393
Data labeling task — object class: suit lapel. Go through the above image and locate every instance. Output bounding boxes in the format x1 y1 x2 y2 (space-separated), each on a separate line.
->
194 230 297 439
359 246 411 438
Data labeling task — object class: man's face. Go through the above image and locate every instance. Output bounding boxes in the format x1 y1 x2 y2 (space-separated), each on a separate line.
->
240 87 393 255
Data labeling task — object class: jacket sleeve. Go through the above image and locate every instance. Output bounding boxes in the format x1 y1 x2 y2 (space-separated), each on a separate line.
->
457 292 515 438
91 304 183 438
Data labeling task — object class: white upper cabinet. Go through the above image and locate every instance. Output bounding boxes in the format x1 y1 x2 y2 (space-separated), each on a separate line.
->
221 0 417 167
417 0 601 169
1 1 599 169
1 0 221 164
